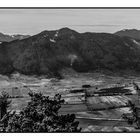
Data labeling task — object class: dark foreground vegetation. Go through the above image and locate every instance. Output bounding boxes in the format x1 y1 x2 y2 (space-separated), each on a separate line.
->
0 92 81 132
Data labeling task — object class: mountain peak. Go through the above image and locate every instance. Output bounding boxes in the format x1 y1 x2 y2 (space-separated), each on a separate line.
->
59 27 78 33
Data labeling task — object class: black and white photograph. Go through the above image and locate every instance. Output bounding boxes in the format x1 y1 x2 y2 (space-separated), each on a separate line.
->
1 7 140 133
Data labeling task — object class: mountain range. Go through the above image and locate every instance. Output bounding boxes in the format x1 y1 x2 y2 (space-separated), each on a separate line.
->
0 28 140 77
115 29 140 40
0 32 30 43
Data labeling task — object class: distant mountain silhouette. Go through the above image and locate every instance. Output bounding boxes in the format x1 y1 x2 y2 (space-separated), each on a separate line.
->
0 32 30 42
115 29 140 40
0 27 140 77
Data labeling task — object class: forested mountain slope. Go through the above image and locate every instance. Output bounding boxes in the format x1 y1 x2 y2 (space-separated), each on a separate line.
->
0 28 140 77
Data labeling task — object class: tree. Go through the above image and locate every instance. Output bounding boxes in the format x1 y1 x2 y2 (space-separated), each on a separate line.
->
122 100 140 129
133 82 140 105
0 91 11 119
0 92 81 132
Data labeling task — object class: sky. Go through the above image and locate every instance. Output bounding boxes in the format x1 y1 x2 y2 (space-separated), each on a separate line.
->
0 9 140 35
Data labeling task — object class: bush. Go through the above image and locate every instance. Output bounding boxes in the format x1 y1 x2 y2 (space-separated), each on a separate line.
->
0 92 81 132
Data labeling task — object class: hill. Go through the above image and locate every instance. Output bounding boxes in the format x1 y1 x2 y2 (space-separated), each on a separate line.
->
0 27 140 77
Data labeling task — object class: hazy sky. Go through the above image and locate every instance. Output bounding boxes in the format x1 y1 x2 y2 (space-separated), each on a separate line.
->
0 9 140 35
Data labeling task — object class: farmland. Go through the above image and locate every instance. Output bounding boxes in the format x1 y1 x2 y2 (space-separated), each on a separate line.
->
0 70 140 132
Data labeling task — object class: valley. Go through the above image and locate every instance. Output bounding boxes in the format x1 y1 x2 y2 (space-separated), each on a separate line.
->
0 70 139 132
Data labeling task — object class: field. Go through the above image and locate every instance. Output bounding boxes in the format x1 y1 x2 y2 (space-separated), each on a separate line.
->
0 70 140 132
